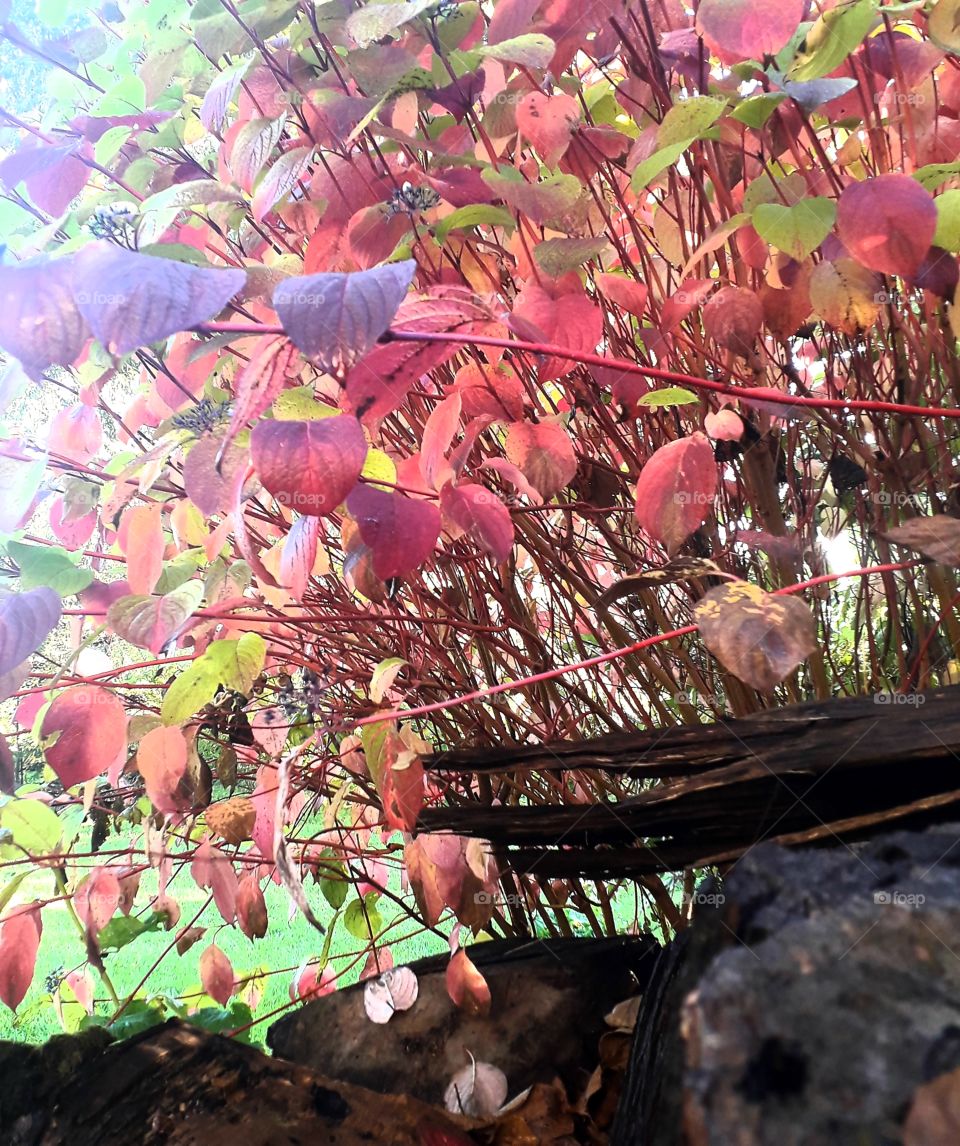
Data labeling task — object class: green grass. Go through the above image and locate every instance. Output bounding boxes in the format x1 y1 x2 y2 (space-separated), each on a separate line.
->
0 853 449 1046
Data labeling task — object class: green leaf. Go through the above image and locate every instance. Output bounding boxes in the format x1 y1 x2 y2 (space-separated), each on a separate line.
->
344 893 383 940
93 126 132 166
657 97 726 149
273 387 341 421
752 198 836 261
434 204 516 243
189 1002 255 1041
316 852 349 909
914 163 960 192
934 190 960 253
346 0 442 46
361 722 390 788
98 911 165 951
0 799 62 858
730 93 786 128
787 0 879 83
211 632 267 694
630 139 693 194
479 33 556 68
161 658 220 725
370 657 407 704
7 540 93 596
638 387 699 409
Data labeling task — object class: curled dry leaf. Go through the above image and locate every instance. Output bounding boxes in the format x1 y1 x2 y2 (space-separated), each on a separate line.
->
694 582 818 692
363 964 419 1024
446 947 491 1017
444 1055 508 1118
881 516 960 566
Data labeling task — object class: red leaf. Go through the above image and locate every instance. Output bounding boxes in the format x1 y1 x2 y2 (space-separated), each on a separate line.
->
420 392 462 491
227 335 301 445
380 733 425 833
837 175 938 277
696 0 806 62
516 91 580 166
41 686 127 788
451 362 526 422
273 262 415 375
634 433 718 556
251 416 367 515
702 286 763 356
118 502 165 595
346 485 441 580
192 838 239 923
73 242 245 356
446 948 491 1017
441 483 515 563
504 420 578 499
200 943 235 1006
74 867 121 935
0 587 61 677
137 724 188 814
595 273 648 318
237 874 268 939
511 278 602 381
0 903 42 1012
346 289 500 425
47 403 102 463
0 255 88 378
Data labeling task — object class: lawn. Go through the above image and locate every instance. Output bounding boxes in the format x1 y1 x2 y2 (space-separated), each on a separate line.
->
0 844 450 1046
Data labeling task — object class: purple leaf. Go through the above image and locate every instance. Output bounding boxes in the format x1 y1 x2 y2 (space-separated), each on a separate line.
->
251 416 368 516
0 587 61 677
273 261 416 375
72 242 246 355
0 256 89 377
346 485 441 579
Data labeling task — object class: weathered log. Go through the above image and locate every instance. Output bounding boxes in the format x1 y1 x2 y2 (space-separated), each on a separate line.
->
268 935 657 1107
420 685 960 876
0 1019 484 1145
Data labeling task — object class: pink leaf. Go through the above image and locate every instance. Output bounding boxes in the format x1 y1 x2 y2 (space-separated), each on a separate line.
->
504 420 578 499
252 145 313 222
290 961 336 1002
137 724 188 814
279 515 321 600
696 0 806 62
511 278 602 381
192 838 239 923
74 867 121 935
634 433 718 556
451 362 526 422
273 262 415 375
73 242 245 356
183 435 248 518
47 403 102 463
226 335 301 446
705 408 745 441
41 685 127 788
363 966 419 1023
251 416 368 515
0 587 61 677
200 942 235 1006
420 392 462 491
516 91 580 166
837 175 937 277
441 483 515 563
0 903 42 1011
595 273 648 318
346 485 441 580
49 496 96 550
